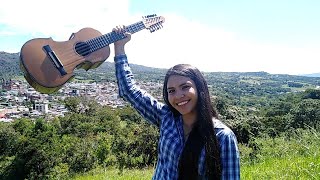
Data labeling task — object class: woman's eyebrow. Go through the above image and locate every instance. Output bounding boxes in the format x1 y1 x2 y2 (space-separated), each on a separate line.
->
167 82 191 90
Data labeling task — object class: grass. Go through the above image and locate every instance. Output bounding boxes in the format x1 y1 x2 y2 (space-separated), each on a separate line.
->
72 167 153 180
241 156 320 179
240 128 320 179
72 129 320 180
72 155 319 180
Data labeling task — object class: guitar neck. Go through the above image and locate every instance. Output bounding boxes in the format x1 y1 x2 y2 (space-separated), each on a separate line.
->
87 21 145 52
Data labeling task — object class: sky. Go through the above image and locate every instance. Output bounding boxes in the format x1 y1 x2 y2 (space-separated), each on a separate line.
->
0 0 319 75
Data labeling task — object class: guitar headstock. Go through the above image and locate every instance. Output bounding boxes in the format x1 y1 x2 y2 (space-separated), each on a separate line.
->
142 14 165 33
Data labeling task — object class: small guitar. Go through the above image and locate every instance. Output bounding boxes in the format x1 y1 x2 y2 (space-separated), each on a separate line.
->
20 14 165 94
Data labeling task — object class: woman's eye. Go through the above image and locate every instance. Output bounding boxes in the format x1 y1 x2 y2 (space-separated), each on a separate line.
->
182 85 190 90
168 89 175 94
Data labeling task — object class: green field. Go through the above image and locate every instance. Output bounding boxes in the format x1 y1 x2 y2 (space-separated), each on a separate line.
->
73 156 319 180
72 168 153 180
73 129 320 180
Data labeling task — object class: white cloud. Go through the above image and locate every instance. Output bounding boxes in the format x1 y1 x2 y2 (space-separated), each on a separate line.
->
126 13 320 75
0 0 319 75
0 0 130 39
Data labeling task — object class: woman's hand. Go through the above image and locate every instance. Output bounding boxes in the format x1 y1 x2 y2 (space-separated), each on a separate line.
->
113 25 131 55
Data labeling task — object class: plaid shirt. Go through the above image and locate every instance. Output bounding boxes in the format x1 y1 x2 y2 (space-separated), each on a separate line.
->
114 54 240 180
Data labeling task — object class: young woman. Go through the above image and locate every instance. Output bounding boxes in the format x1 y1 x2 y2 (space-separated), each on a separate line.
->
113 26 240 180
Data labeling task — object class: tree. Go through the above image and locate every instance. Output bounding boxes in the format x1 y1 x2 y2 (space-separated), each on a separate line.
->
290 99 320 129
303 89 320 99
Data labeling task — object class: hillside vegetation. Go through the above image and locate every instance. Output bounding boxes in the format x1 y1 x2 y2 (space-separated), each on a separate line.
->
0 52 23 79
2 51 319 100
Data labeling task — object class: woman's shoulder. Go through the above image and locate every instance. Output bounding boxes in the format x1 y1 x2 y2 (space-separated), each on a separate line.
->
212 118 236 140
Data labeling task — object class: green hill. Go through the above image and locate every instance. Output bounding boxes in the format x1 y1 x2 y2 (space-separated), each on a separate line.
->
1 51 320 107
0 51 23 79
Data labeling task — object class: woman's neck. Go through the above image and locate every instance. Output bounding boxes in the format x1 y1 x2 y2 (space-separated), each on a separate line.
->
182 113 197 135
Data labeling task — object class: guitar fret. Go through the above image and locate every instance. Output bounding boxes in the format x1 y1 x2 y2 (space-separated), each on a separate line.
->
105 34 111 45
92 39 97 51
87 21 147 52
98 36 104 49
101 36 108 46
95 37 100 50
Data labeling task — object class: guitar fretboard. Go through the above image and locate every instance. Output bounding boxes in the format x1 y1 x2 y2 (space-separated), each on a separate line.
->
86 21 146 52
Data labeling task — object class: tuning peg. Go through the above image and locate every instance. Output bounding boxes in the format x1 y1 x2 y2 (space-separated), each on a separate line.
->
146 14 157 18
143 14 159 19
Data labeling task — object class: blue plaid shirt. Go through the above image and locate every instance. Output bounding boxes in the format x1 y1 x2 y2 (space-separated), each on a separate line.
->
114 54 240 180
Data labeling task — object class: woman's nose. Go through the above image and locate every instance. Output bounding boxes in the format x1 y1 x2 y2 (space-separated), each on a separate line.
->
176 91 185 98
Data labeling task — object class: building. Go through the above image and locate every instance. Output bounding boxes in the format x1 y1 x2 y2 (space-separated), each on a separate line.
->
34 100 49 113
2 79 20 91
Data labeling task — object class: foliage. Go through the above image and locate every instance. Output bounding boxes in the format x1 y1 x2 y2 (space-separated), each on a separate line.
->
71 128 320 179
261 90 320 136
240 128 320 179
0 98 159 179
302 89 320 99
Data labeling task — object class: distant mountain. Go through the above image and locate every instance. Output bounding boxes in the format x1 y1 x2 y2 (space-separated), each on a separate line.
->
0 51 167 82
301 73 320 77
0 51 23 79
2 51 320 108
1 51 320 97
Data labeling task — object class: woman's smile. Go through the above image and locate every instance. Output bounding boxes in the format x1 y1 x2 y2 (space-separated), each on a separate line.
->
177 100 189 106
167 75 198 116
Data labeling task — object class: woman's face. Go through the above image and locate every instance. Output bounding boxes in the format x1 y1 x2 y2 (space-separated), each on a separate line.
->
166 75 198 116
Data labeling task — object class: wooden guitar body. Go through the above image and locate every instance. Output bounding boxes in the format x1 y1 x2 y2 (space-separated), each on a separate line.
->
20 28 110 94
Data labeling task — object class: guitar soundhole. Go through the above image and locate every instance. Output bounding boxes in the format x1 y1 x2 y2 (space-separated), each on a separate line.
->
75 42 91 56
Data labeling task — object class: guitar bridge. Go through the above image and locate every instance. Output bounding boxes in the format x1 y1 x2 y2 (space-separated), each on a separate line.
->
43 45 67 76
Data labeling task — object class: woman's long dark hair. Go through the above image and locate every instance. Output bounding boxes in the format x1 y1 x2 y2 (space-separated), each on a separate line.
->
163 64 221 179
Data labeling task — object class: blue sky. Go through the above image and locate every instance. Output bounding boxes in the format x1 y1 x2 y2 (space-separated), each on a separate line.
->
130 0 320 47
0 0 319 75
